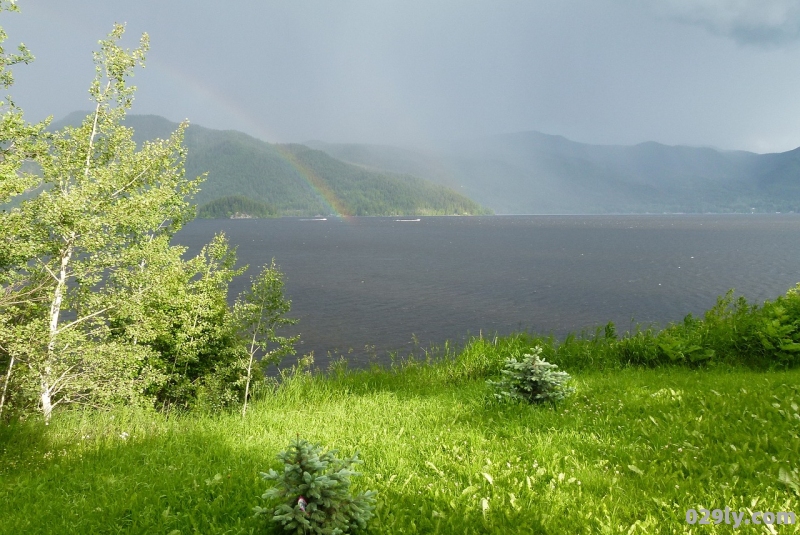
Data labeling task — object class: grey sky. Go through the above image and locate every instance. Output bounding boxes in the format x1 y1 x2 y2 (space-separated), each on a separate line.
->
2 0 800 153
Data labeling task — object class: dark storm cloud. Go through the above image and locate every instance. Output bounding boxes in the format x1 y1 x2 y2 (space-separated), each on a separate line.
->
2 1 800 153
642 0 800 46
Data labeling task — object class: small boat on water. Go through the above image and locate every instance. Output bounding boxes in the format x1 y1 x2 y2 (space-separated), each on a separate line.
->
299 218 328 221
395 218 421 222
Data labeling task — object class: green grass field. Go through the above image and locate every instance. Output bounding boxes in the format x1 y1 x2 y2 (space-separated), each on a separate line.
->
2 335 799 534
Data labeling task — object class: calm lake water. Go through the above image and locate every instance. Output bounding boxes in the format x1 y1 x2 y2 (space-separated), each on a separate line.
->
173 215 800 369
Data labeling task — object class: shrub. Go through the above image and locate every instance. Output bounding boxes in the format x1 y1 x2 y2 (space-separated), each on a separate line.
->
655 314 715 365
254 438 377 534
488 346 575 404
756 284 800 367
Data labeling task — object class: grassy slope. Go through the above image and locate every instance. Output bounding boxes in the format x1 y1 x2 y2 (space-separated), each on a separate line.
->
1 338 798 534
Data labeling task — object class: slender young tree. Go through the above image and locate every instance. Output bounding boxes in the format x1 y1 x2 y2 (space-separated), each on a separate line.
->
234 260 298 416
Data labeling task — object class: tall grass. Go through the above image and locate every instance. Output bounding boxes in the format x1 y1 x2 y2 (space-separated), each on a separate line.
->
2 352 799 533
479 284 800 372
2 285 800 533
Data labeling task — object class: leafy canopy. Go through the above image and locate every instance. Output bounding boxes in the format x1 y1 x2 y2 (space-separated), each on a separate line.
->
0 14 298 421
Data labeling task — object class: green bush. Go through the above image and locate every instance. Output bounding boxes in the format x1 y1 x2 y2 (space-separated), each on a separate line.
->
545 285 800 371
647 286 800 369
488 346 575 404
254 438 377 534
756 284 800 366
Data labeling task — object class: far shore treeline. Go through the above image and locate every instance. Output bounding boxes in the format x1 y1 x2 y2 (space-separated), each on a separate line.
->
196 195 277 219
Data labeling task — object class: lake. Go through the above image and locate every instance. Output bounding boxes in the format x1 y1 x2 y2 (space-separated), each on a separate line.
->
173 215 800 369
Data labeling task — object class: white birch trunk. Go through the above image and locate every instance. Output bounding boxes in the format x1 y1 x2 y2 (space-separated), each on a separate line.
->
242 304 265 417
242 350 254 418
0 354 14 419
41 242 73 424
40 102 100 423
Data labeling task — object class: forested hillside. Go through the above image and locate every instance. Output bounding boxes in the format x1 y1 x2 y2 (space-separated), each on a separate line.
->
276 144 489 216
51 113 490 217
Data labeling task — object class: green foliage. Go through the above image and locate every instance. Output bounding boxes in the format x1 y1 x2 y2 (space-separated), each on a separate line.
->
436 333 537 382
197 195 276 219
255 438 377 534
234 260 298 416
616 286 800 369
488 346 575 404
106 233 245 411
0 22 205 421
0 4 50 426
0 17 300 421
611 326 660 367
0 2 33 97
452 285 800 376
756 284 800 363
104 236 299 414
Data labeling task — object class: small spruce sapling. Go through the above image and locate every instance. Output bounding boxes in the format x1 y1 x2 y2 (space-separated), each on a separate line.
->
488 346 575 404
254 438 377 534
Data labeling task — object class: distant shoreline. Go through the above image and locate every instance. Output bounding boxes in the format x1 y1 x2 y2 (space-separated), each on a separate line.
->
196 211 800 220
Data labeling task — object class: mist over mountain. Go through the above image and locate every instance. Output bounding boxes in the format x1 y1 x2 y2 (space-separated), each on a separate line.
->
308 132 800 214
51 113 489 217
48 112 800 215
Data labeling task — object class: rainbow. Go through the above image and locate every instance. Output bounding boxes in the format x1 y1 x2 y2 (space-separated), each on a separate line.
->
149 59 280 142
28 6 460 219
151 59 350 217
273 145 349 217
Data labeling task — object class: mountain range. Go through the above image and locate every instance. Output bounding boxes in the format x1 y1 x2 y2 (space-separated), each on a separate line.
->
308 132 800 214
51 112 800 215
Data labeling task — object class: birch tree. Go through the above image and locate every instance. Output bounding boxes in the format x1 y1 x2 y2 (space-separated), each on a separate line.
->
107 233 246 411
1 23 201 422
1 12 300 422
234 260 298 416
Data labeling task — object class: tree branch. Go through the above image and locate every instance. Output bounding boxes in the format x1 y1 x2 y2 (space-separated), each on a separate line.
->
36 258 60 283
56 306 111 335
48 363 78 394
111 164 151 198
83 81 110 180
